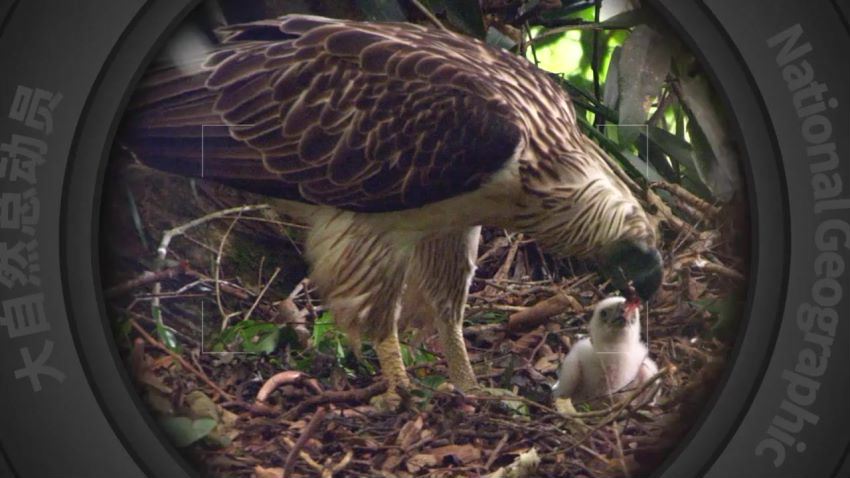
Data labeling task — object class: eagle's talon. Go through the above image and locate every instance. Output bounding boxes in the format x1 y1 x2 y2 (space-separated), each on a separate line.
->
369 390 405 412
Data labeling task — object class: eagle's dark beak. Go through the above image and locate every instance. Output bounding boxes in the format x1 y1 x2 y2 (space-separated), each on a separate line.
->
600 239 664 301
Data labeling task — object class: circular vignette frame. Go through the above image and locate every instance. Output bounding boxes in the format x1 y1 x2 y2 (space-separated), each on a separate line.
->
0 0 846 477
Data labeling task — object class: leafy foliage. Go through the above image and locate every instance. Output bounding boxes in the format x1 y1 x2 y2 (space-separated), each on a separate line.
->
214 319 281 354
160 416 218 447
510 0 742 202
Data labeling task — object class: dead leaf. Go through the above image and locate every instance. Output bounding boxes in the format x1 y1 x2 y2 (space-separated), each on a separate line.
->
430 444 483 465
381 450 404 472
512 326 544 354
407 453 438 473
533 350 560 374
396 415 424 450
253 465 283 478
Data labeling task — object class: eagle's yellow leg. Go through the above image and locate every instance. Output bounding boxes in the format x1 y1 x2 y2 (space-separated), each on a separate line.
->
371 328 410 410
436 319 478 391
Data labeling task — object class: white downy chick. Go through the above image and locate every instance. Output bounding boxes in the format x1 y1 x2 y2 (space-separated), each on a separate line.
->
552 296 657 404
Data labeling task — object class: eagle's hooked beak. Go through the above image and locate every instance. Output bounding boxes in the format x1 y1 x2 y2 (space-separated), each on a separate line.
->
599 239 663 301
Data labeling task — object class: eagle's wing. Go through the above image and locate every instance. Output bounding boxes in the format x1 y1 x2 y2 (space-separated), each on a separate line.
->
120 15 529 212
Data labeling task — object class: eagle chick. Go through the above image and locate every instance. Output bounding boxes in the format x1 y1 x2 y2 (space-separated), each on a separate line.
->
553 296 658 404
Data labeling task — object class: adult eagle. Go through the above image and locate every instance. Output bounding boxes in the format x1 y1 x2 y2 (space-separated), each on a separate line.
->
121 14 663 407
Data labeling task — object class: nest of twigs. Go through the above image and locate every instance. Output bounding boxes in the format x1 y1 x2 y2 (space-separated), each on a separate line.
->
101 150 747 478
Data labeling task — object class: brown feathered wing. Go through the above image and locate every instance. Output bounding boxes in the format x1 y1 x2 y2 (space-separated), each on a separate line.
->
120 15 528 213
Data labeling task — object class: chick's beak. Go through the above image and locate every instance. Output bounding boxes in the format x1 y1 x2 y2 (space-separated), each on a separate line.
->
600 239 664 301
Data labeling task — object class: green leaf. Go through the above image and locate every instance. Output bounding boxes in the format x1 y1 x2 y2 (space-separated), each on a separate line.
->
186 390 219 420
115 318 133 343
693 295 744 341
216 320 283 354
644 127 712 198
635 132 677 182
577 116 644 181
622 150 664 183
335 337 347 362
278 324 303 348
152 307 180 352
240 324 281 354
401 344 438 367
677 72 741 201
617 25 672 145
420 374 447 389
160 417 218 447
311 312 337 348
602 46 621 109
647 126 692 163
356 0 407 21
443 0 486 38
412 374 446 400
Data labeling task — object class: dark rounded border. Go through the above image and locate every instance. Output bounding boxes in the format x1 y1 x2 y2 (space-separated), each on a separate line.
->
647 1 789 476
59 2 791 477
62 1 201 477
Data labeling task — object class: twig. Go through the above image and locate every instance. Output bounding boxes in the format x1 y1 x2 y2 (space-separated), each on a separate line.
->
566 367 669 422
184 269 254 300
457 392 563 416
105 262 189 298
591 0 603 128
283 407 328 478
485 433 510 470
216 211 244 330
694 260 745 282
647 189 690 233
281 436 353 478
150 204 271 335
485 233 522 296
154 204 271 264
409 0 448 31
129 319 235 401
525 23 539 66
244 267 281 322
283 381 388 420
652 181 722 219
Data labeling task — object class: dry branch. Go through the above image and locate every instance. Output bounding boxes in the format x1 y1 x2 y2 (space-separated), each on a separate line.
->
105 262 190 298
283 407 328 478
508 293 583 332
283 381 388 420
129 319 236 401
